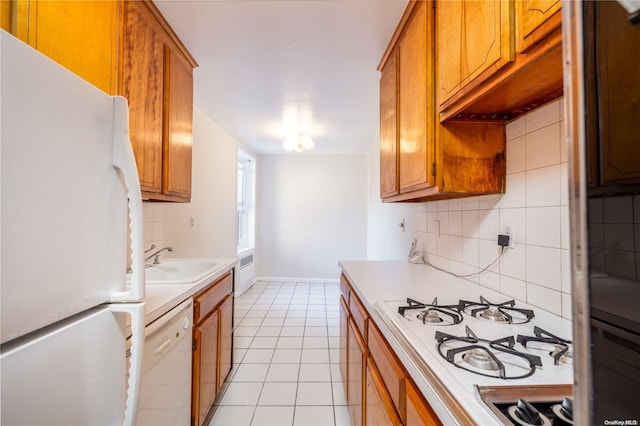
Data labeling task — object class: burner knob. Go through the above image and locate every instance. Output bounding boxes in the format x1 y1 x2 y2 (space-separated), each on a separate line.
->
515 399 543 425
561 398 573 420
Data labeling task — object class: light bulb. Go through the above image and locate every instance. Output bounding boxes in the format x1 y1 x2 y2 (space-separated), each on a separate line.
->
282 135 296 151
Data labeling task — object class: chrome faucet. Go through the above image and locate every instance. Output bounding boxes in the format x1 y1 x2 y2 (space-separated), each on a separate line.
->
145 246 173 265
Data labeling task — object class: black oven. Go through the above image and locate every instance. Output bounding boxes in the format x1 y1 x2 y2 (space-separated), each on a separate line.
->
565 1 640 424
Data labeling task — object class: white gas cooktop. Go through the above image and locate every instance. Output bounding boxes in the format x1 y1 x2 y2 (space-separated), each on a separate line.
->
373 297 573 423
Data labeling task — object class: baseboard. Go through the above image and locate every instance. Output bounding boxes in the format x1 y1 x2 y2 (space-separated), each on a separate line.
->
255 276 340 284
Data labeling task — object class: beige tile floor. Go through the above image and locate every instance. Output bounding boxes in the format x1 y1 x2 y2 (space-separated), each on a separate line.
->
207 281 351 426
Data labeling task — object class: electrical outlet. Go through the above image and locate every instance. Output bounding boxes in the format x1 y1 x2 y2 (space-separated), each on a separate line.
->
505 223 515 248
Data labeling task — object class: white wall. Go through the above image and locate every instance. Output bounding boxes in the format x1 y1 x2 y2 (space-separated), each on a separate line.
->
148 106 246 259
366 99 571 319
256 154 368 280
366 138 424 260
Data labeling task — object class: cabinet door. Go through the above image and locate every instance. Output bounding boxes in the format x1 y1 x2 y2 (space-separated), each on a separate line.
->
379 49 398 198
193 310 219 426
339 295 349 388
594 1 640 186
367 324 406 411
121 1 164 194
348 318 366 426
163 47 194 199
217 295 233 391
366 361 402 426
5 0 119 94
405 378 441 425
398 1 433 194
438 0 514 106
516 0 561 52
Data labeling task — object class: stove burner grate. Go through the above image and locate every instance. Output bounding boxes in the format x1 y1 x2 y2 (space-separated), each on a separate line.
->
435 326 542 379
459 296 535 324
397 297 463 325
516 326 573 365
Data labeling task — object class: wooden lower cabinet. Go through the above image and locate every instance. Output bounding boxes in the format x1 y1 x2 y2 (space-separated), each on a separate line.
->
340 295 349 388
192 309 218 426
405 379 441 426
366 361 403 426
217 294 233 391
339 273 441 426
348 318 366 426
191 272 234 426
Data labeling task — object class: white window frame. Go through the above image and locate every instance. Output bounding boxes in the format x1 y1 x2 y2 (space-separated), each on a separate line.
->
237 150 255 252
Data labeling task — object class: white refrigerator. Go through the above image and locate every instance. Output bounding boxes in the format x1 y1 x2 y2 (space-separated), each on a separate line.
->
0 30 146 425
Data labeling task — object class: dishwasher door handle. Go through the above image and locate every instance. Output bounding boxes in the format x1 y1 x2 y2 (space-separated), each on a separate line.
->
154 338 171 356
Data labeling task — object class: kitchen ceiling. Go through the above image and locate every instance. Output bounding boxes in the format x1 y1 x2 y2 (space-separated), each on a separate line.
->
155 0 409 155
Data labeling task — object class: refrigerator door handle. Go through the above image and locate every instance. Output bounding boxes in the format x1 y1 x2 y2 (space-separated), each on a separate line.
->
111 96 145 302
111 302 145 426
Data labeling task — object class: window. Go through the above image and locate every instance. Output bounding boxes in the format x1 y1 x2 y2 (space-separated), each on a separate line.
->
237 150 255 251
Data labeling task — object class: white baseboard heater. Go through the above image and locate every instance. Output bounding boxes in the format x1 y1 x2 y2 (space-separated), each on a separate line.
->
240 253 254 269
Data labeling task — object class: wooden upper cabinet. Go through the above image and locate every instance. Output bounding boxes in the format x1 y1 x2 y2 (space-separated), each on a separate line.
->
120 0 197 202
436 0 563 121
2 0 120 94
437 0 514 108
516 0 561 53
121 0 164 194
3 0 197 202
593 1 640 186
379 49 398 199
398 0 433 194
378 0 437 201
164 47 194 198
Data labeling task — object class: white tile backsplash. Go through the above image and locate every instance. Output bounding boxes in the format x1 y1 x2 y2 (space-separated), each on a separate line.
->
462 210 479 238
500 244 527 281
525 122 561 170
506 114 526 140
500 276 527 301
500 172 526 208
526 246 562 290
525 100 560 133
603 195 633 223
420 99 571 319
526 165 562 207
526 207 561 248
527 283 562 316
506 135 526 174
143 202 165 251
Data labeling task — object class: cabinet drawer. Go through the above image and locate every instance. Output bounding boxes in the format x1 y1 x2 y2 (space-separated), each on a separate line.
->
340 273 351 302
368 323 407 412
194 272 232 324
349 292 368 341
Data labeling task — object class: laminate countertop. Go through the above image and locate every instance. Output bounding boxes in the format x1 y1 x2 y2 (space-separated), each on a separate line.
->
143 257 238 326
339 260 573 425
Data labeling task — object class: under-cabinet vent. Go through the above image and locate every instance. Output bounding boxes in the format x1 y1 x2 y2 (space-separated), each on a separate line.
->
240 254 254 269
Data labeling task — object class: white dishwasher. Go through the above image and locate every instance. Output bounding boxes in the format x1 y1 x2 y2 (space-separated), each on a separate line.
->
136 298 193 426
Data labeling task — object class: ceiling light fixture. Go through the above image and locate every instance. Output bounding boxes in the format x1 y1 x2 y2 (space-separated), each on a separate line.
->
283 131 315 152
